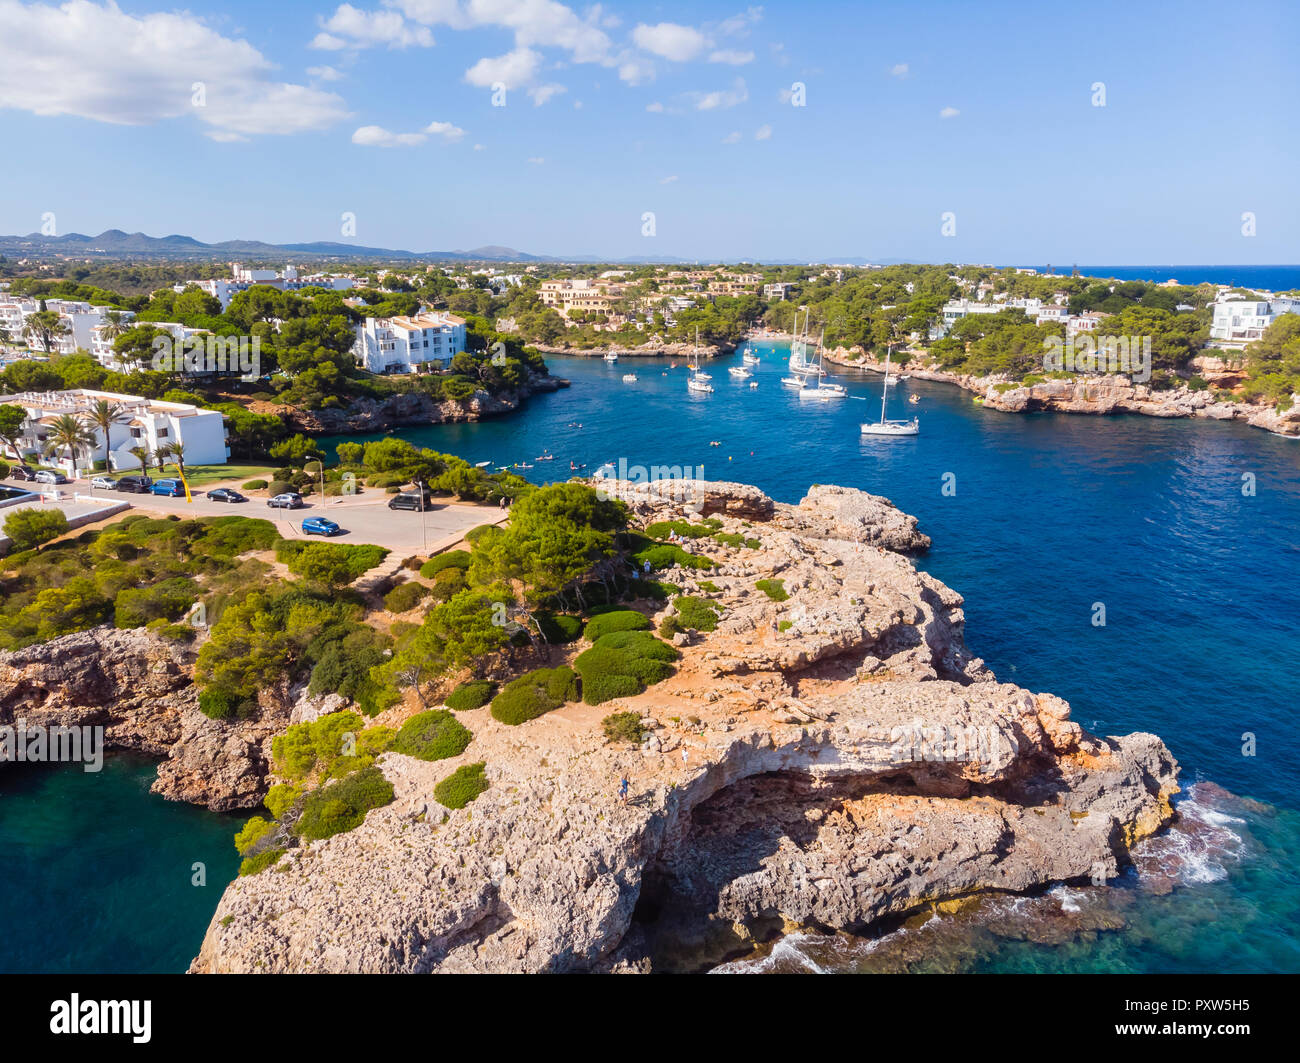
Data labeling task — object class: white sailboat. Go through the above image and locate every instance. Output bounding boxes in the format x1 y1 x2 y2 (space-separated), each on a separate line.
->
603 351 619 362
742 346 760 366
798 329 845 398
861 347 919 436
687 327 712 380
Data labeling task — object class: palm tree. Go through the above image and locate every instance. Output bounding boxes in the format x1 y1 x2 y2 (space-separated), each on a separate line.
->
128 443 153 475
41 414 96 475
158 440 187 480
23 310 69 355
99 310 129 342
81 398 128 474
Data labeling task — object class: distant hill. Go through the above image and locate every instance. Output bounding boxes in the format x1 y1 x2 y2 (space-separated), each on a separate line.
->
0 229 561 263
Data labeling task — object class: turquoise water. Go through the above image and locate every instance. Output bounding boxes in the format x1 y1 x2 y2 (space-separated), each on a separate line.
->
6 341 1297 973
0 754 244 973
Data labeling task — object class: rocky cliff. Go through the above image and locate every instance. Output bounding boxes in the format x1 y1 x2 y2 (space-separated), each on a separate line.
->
281 371 568 434
0 627 283 811
823 348 1300 438
191 479 1179 973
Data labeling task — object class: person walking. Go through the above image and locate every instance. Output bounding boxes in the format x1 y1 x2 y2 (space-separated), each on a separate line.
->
681 747 688 766
619 777 630 805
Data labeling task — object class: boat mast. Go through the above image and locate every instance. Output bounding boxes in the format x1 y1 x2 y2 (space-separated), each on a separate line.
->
880 345 891 424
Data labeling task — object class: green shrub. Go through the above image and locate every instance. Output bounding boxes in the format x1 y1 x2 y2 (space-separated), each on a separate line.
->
383 580 428 613
242 479 268 490
755 578 789 602
696 580 721 593
391 709 472 761
658 614 683 638
633 541 715 571
434 762 489 809
744 538 761 550
266 480 292 497
238 848 285 876
420 549 472 578
0 460 9 480
198 687 240 721
644 519 715 539
490 666 579 725
233 816 274 856
445 679 496 711
602 711 646 745
583 609 652 640
114 576 197 628
575 631 679 705
427 566 467 602
673 595 722 632
536 612 583 643
711 531 744 547
3 508 68 552
778 620 793 632
293 767 395 841
264 783 304 820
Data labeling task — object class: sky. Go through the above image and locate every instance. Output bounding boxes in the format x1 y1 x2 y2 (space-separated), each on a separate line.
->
0 0 1297 264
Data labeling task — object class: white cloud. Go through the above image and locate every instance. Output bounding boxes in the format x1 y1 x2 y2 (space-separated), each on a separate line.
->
633 22 708 62
391 0 614 64
529 82 567 106
424 119 465 140
311 4 434 50
527 156 545 164
572 99 583 109
0 0 349 138
473 142 486 150
754 123 771 140
617 56 656 85
645 101 665 113
716 7 764 36
690 77 748 111
889 62 909 78
721 130 741 143
352 125 426 147
352 118 465 146
659 175 678 184
709 49 754 65
464 47 543 89
939 105 959 118
307 65 345 81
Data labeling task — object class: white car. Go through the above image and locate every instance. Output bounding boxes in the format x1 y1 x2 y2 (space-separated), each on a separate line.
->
91 475 117 490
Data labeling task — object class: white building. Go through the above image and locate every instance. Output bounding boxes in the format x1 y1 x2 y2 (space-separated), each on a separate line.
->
3 389 229 472
173 264 355 309
352 312 467 374
763 282 795 300
91 319 204 370
1210 295 1300 345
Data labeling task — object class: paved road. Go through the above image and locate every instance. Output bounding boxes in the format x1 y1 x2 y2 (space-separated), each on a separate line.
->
1 477 505 556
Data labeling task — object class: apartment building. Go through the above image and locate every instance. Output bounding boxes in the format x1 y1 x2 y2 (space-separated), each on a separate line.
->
3 388 229 471
1210 295 1300 345
539 279 622 319
173 263 355 309
353 312 466 374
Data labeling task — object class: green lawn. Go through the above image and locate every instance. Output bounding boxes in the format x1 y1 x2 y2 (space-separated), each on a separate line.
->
179 463 279 487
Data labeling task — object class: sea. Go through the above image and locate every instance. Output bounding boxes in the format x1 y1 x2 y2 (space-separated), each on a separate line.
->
1041 264 1300 291
4 335 1299 974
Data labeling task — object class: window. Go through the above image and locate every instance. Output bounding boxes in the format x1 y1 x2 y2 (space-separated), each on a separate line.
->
156 428 168 438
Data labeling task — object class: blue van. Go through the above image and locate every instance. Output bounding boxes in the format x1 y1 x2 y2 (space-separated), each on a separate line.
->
149 478 186 497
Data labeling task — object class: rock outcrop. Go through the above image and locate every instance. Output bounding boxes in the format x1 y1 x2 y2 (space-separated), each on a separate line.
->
0 627 283 811
822 346 1300 438
191 479 1179 973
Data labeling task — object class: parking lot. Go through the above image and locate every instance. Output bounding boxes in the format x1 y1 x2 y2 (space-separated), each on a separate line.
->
0 476 506 556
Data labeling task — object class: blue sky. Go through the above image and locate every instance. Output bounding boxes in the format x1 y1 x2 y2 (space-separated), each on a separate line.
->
0 0 1296 263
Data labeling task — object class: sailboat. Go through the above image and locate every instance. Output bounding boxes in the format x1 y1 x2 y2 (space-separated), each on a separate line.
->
798 329 845 399
603 351 619 362
861 346 919 436
687 327 713 391
742 346 760 366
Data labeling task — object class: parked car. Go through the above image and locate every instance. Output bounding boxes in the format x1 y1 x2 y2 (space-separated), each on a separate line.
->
91 475 117 490
387 491 433 510
301 517 341 536
206 488 246 503
7 465 37 482
114 475 153 493
149 478 186 497
34 470 70 485
267 492 304 509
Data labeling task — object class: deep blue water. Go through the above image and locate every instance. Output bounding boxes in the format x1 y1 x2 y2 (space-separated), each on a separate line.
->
1059 264 1300 290
6 341 1298 973
0 754 243 973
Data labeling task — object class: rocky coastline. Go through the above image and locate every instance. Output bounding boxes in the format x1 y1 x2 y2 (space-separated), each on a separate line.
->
527 339 731 359
186 477 1180 973
281 370 568 434
819 346 1300 438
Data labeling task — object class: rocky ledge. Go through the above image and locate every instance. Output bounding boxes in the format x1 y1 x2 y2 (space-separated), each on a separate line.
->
282 372 568 434
191 478 1178 973
529 340 729 359
824 348 1300 438
0 627 284 811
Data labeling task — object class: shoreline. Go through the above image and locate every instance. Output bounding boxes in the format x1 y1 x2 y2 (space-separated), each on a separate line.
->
815 344 1300 439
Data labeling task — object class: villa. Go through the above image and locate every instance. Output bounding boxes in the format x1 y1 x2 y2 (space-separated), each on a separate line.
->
1209 294 1300 346
352 312 467 374
2 389 229 472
